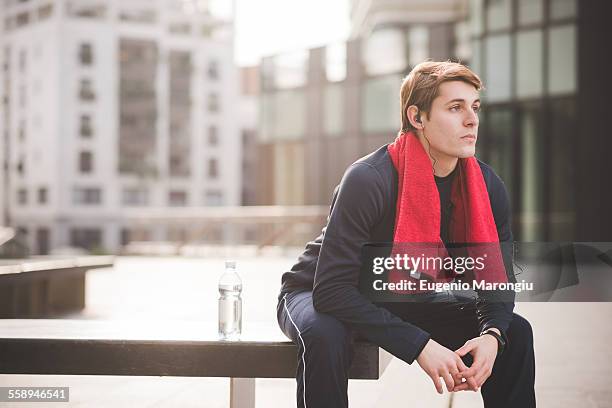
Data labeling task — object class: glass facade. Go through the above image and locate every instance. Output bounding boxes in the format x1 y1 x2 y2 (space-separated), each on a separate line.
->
255 0 583 240
118 39 157 176
474 0 578 240
548 24 576 95
484 34 511 102
519 102 545 241
362 28 406 76
261 89 306 141
325 42 346 82
486 0 512 31
168 50 191 177
516 30 543 98
484 107 514 200
518 0 544 26
323 84 344 137
550 0 577 20
549 98 576 240
361 75 401 133
273 51 308 89
407 26 429 67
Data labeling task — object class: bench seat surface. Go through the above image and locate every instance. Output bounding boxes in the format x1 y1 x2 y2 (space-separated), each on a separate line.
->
0 320 392 379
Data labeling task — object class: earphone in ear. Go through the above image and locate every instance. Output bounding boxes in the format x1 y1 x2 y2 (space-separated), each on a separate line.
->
415 109 422 124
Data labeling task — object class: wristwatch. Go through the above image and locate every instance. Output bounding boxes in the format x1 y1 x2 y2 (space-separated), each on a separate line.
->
480 329 506 356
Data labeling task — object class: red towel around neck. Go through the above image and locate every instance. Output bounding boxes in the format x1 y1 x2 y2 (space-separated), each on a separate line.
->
386 131 507 292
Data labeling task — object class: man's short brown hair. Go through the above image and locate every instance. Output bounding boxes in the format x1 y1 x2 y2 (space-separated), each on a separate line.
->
399 60 483 133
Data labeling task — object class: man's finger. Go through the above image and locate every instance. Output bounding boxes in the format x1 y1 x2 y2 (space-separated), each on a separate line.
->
442 372 455 392
452 382 471 392
455 342 475 357
458 367 480 391
466 374 479 391
475 368 492 388
429 373 443 394
460 362 482 379
450 369 463 386
455 356 469 373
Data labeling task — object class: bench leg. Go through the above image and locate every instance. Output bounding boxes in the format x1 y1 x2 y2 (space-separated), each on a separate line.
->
230 378 255 408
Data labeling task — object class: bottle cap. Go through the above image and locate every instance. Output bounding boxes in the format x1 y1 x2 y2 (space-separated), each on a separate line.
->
225 260 237 269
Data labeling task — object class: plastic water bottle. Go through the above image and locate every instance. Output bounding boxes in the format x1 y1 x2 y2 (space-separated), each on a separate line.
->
218 260 242 340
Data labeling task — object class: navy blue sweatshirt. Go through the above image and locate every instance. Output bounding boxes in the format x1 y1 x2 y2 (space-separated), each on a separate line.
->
279 144 515 364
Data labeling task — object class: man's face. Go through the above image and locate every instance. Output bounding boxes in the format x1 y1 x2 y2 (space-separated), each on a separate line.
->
419 80 481 160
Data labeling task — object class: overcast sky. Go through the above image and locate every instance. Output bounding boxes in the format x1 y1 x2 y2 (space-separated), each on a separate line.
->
233 0 350 66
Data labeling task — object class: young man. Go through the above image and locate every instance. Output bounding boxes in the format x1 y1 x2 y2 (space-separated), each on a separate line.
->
276 61 536 408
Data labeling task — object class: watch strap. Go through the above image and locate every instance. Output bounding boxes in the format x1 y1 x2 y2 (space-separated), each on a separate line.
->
481 329 505 356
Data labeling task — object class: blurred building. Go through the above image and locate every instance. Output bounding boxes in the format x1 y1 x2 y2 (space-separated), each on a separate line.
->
239 65 259 206
0 0 241 254
257 0 612 242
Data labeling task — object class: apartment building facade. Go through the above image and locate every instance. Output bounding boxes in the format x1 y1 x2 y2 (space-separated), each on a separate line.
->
0 0 241 253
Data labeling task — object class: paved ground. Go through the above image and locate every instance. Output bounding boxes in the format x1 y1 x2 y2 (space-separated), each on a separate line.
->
1 254 611 407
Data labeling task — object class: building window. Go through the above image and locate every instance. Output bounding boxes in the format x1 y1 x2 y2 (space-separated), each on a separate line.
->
323 84 344 136
73 187 101 205
16 12 30 28
36 227 50 255
519 102 545 241
408 25 429 67
118 8 157 23
550 0 577 21
362 28 406 75
17 157 25 176
484 107 514 199
208 92 219 112
205 189 224 206
19 49 27 71
19 84 27 108
169 22 191 34
201 25 213 38
208 125 218 145
120 228 151 246
17 188 27 205
324 42 346 82
4 17 16 32
79 78 95 101
208 158 218 179
454 20 471 62
361 75 401 133
208 60 219 80
168 190 187 206
516 30 543 98
18 120 26 141
484 34 511 102
261 90 306 141
273 51 308 89
548 25 576 95
486 0 512 32
549 98 577 240
70 228 102 251
79 43 93 65
66 1 107 19
122 187 149 206
518 0 543 26
38 4 54 21
79 151 93 173
38 187 48 204
80 114 93 137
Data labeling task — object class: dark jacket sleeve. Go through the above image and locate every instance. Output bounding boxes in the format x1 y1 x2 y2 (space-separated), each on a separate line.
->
312 163 431 364
475 174 516 343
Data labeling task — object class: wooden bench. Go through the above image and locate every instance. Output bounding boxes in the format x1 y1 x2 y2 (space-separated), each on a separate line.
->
0 319 393 407
0 256 114 318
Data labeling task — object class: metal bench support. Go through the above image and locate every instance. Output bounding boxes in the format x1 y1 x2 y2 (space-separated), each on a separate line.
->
230 377 255 408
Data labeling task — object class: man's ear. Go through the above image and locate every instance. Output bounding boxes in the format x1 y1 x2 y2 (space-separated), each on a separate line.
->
407 105 424 130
